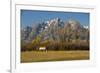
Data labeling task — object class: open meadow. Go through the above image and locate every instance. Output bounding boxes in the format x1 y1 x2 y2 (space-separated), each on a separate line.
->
21 50 89 63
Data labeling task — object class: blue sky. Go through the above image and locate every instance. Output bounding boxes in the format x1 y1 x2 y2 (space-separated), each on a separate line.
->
21 10 90 27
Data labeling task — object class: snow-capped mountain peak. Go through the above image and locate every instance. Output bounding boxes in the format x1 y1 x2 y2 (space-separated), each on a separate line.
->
83 26 89 29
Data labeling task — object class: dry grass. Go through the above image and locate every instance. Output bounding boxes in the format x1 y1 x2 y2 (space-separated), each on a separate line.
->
21 50 89 63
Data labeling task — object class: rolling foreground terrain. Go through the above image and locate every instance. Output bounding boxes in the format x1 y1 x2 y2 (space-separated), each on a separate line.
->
21 51 89 63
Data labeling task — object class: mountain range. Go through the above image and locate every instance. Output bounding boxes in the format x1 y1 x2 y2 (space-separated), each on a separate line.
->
21 18 89 44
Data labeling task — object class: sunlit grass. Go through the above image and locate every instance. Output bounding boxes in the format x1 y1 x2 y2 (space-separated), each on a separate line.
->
21 50 89 63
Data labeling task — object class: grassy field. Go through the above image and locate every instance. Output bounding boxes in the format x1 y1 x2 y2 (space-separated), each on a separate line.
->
21 51 89 63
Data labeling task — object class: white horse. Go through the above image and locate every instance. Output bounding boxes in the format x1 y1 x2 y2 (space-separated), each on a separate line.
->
39 47 47 52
